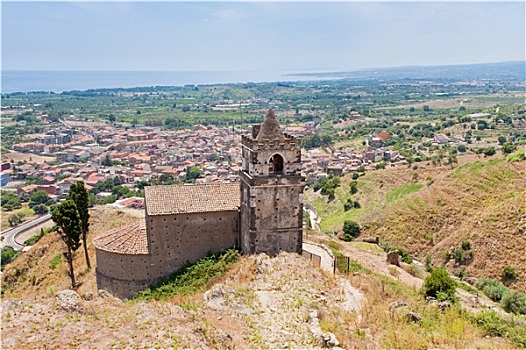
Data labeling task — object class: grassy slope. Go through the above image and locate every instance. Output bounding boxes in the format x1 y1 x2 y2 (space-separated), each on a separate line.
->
1 207 141 298
2 194 522 348
310 153 526 292
371 156 526 292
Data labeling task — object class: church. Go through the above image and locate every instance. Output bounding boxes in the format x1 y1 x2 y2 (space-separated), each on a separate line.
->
93 109 305 298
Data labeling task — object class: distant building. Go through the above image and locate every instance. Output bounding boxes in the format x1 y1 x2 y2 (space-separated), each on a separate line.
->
0 173 12 187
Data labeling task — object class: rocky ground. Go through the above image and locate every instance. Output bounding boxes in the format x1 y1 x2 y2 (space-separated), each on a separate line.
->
1 252 366 349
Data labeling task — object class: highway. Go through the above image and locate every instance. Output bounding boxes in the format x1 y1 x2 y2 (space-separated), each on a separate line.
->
1 213 52 251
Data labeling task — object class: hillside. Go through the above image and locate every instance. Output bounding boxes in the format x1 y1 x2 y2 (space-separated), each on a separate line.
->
2 207 523 348
309 152 526 292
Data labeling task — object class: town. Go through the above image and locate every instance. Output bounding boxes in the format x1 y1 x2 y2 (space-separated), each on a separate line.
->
1 71 524 227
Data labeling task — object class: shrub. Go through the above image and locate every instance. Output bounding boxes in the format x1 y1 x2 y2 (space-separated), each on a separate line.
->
473 311 526 347
342 220 361 241
396 248 413 264
484 284 509 302
474 277 509 302
502 265 517 281
343 199 352 212
501 290 526 315
422 267 457 302
135 249 239 301
349 181 358 195
507 150 525 162
1 247 21 268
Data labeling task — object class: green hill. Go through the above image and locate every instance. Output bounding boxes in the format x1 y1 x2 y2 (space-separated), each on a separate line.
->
309 153 526 292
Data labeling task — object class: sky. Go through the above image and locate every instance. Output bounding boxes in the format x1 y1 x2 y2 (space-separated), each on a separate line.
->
2 1 525 72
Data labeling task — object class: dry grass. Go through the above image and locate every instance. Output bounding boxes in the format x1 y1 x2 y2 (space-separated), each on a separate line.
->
371 156 526 292
2 151 56 164
2 200 524 349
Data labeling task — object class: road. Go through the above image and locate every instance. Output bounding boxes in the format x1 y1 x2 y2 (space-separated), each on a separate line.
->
0 213 52 251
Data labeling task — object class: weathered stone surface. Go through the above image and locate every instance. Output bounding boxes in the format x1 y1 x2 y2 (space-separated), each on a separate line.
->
204 284 235 311
391 301 407 309
465 277 477 285
322 332 340 348
426 296 438 305
55 290 84 313
256 254 272 274
405 311 422 322
83 292 94 301
1 299 22 314
98 289 113 299
361 237 379 244
386 251 400 266
438 301 451 311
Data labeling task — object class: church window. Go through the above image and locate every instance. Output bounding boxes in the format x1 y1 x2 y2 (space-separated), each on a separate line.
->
268 154 284 174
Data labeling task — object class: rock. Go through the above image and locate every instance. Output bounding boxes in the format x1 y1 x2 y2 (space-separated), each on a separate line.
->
204 284 234 311
1 299 22 314
204 284 225 301
83 292 94 301
386 251 400 266
438 301 451 311
55 290 84 313
405 311 422 322
391 301 407 309
98 289 113 299
361 237 379 244
464 277 477 285
322 332 340 348
256 254 272 274
426 296 438 305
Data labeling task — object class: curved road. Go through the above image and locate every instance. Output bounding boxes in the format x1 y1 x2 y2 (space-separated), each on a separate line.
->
0 213 52 250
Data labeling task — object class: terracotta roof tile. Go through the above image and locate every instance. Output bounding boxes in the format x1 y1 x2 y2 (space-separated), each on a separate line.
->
93 220 148 255
144 183 239 216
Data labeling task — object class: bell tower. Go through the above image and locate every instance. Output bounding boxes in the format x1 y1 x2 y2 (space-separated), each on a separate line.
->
239 109 305 255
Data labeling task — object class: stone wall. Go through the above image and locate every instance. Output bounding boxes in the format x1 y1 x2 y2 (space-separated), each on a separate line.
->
146 210 239 281
95 210 239 299
240 174 304 255
95 249 152 299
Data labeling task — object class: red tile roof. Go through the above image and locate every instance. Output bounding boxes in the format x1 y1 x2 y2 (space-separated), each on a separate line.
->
144 183 239 216
93 220 148 255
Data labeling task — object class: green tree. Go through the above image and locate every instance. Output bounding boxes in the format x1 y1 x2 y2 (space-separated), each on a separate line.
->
29 190 48 208
0 191 21 210
422 267 457 302
497 136 507 145
349 181 358 195
501 143 516 154
186 167 202 182
7 213 24 227
101 154 112 166
342 220 361 241
52 200 82 289
1 246 21 268
32 204 49 215
68 181 91 270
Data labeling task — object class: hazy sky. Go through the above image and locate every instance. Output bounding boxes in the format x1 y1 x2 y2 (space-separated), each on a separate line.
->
2 1 525 72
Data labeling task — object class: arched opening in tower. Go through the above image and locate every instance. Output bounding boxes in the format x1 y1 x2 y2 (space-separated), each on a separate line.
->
269 154 284 174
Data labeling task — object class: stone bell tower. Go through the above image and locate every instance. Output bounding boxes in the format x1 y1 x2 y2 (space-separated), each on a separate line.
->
239 109 305 255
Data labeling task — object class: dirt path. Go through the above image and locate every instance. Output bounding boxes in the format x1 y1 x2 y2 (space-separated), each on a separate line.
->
340 242 423 288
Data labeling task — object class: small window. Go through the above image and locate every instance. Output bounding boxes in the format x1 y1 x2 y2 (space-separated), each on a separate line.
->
269 154 284 174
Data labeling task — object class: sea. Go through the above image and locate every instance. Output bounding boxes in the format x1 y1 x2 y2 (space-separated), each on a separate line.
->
1 70 331 94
